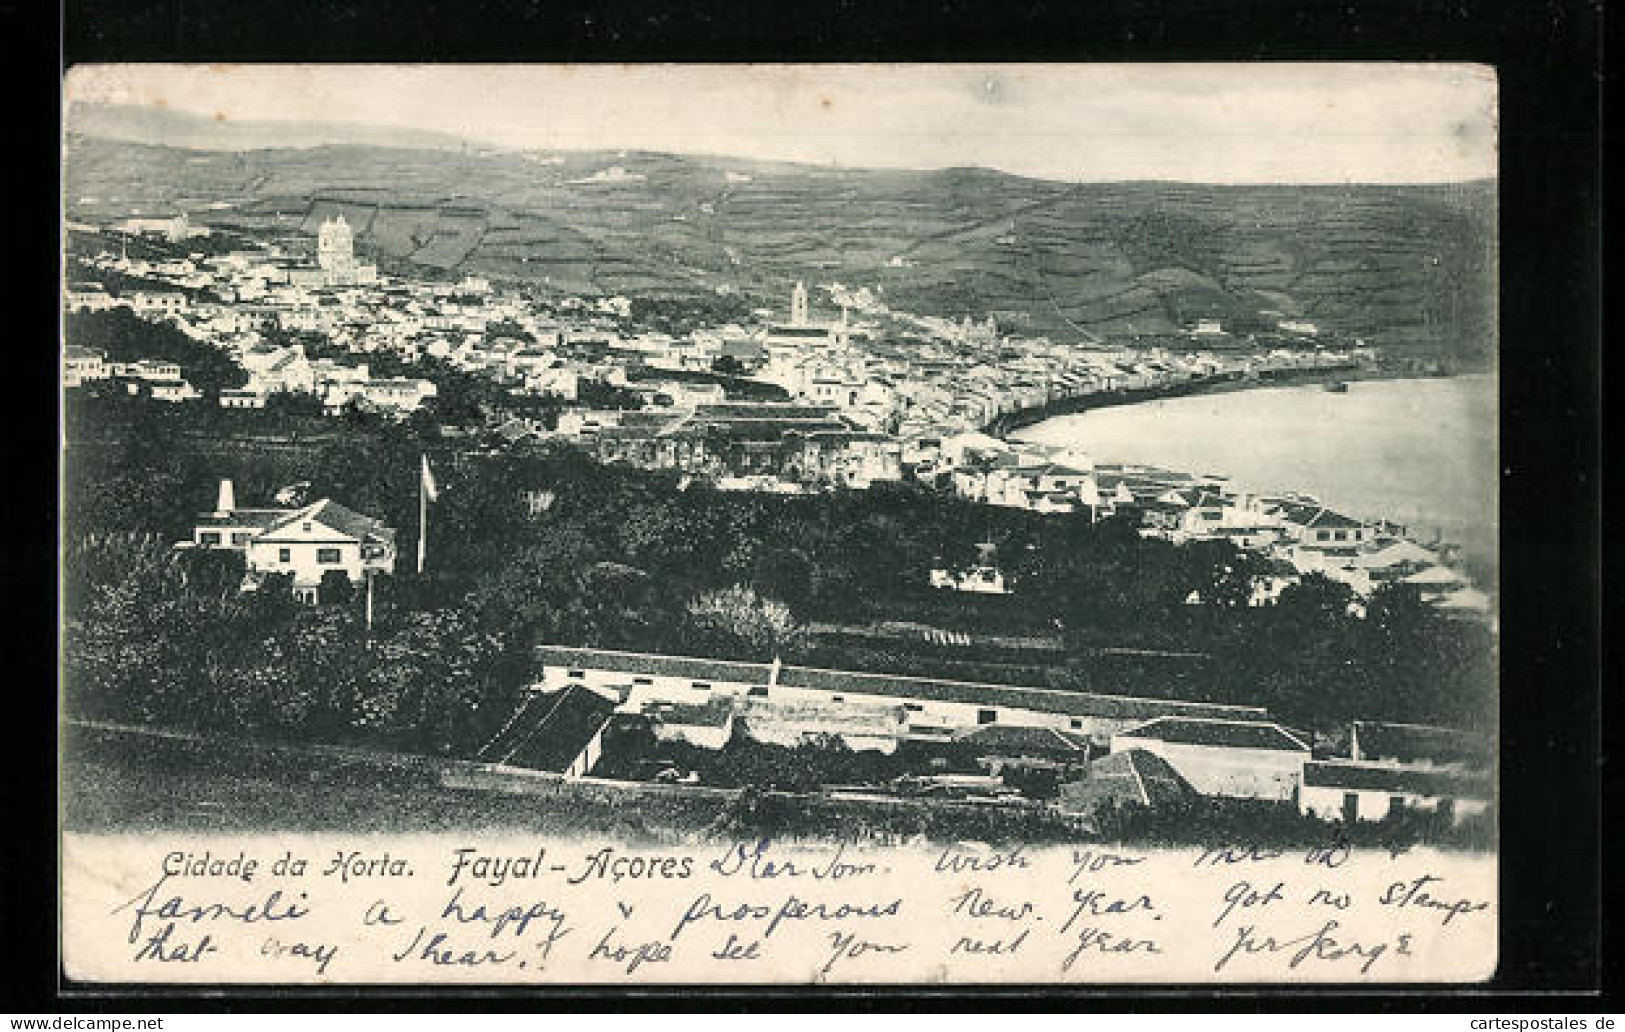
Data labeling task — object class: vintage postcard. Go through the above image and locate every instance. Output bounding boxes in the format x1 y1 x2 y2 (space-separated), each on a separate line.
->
58 63 1498 985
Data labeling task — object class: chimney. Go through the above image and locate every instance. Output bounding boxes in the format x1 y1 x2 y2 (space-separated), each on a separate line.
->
216 479 235 516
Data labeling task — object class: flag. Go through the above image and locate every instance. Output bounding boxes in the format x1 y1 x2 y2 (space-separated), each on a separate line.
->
417 455 438 576
420 454 439 502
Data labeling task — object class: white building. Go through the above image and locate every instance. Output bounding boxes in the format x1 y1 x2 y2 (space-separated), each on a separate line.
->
529 645 1271 752
62 346 108 388
359 377 438 415
1299 761 1491 824
148 378 201 403
790 281 809 327
315 215 376 287
117 212 206 242
131 292 189 318
242 344 316 395
1109 717 1312 802
929 565 1009 595
115 359 182 382
318 215 355 277
181 480 396 602
219 388 268 409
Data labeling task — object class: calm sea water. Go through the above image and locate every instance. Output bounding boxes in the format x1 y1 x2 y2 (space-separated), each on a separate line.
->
1012 375 1498 568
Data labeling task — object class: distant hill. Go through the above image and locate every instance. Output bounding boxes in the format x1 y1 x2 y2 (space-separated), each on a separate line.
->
63 102 480 154
62 130 1496 359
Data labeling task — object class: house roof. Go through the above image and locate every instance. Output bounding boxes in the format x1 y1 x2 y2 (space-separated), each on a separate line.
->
1404 565 1465 586
952 724 1090 755
1434 587 1493 612
260 499 396 544
1303 508 1367 530
644 700 735 728
1358 539 1439 568
532 645 1271 724
1040 463 1092 479
1352 721 1492 769
1302 761 1491 799
492 683 617 771
1068 748 1198 808
1115 717 1311 753
195 507 288 530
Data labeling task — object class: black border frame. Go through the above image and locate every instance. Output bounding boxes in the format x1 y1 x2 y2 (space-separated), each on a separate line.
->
8 0 1605 1011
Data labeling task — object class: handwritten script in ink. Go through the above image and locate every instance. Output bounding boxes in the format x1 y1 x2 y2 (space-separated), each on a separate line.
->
65 836 1496 983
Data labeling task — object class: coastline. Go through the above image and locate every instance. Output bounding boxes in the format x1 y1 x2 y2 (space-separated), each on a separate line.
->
984 362 1441 438
999 369 1499 585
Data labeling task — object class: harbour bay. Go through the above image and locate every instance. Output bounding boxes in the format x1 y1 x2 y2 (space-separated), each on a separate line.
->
1011 374 1499 577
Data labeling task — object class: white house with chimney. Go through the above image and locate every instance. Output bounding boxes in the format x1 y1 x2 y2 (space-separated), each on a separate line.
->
179 480 397 601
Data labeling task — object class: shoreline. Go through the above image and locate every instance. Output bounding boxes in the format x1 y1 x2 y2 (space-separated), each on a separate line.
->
985 363 1454 438
996 368 1500 582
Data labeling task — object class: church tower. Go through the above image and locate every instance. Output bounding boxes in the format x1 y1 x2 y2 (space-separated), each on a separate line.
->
790 281 809 327
318 214 355 282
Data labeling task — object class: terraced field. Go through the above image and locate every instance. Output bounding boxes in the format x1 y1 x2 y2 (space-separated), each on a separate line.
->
64 134 1494 357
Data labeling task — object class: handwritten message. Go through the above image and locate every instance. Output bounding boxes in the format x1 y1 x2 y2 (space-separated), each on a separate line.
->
63 834 1496 983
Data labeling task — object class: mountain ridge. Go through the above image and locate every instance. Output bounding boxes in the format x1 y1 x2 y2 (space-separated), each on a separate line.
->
63 129 1496 358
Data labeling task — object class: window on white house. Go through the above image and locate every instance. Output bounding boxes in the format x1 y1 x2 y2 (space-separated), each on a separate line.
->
278 548 291 563
231 532 250 545
632 677 653 686
302 522 313 533
316 547 341 564
1070 719 1083 729
977 708 998 725
199 532 221 545
691 682 711 690
567 670 584 679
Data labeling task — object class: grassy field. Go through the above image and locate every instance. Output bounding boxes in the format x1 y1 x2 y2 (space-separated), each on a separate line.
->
62 722 1091 846
62 721 1491 851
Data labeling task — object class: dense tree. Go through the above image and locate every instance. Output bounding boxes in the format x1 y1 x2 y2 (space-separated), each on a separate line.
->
65 309 249 397
61 417 1497 756
318 569 355 606
681 584 807 661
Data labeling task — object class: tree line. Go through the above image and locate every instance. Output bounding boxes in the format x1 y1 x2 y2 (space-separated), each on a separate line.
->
60 421 1496 763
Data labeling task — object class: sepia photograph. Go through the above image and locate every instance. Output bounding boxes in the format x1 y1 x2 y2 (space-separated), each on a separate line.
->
58 63 1502 985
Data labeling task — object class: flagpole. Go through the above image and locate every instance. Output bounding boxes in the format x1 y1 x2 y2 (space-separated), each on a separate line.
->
417 457 428 576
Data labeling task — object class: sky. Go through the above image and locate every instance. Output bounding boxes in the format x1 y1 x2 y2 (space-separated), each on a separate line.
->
64 63 1497 184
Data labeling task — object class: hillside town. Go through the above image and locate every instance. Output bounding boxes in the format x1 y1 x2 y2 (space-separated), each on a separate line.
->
65 214 1369 429
63 210 1495 839
64 215 1488 622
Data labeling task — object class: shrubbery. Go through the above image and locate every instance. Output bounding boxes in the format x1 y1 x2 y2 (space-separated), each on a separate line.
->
61 419 1495 764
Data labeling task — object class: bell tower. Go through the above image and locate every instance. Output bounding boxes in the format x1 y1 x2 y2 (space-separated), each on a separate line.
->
790 281 809 327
